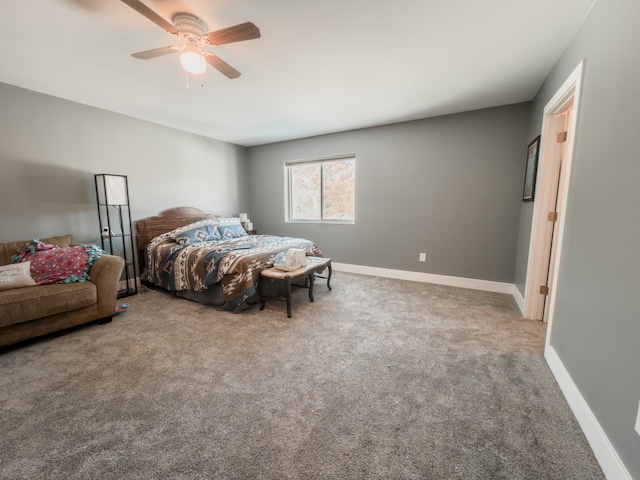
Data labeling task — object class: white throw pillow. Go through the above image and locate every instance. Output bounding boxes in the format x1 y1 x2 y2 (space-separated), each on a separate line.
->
0 261 36 291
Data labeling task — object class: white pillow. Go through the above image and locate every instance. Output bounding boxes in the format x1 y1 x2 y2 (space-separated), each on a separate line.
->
0 261 36 291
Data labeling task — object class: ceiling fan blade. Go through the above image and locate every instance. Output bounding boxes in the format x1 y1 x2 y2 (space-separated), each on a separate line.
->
206 22 261 46
203 53 241 79
131 45 180 59
120 0 179 35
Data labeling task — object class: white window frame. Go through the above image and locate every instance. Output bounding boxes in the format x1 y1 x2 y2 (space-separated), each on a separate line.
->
285 154 356 224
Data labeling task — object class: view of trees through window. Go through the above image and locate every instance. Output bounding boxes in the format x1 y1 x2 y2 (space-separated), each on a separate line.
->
287 157 355 222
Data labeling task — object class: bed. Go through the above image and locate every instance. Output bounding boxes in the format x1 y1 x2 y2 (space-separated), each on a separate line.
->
136 207 323 312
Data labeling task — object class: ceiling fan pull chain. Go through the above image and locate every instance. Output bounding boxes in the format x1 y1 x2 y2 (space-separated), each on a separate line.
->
185 70 190 90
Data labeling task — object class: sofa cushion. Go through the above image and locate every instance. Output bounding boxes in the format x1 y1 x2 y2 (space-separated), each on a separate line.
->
0 235 73 266
0 281 97 328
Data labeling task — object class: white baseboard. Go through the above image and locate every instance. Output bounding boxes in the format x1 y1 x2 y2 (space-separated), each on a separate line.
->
511 284 526 315
545 346 632 480
118 277 140 293
331 262 515 295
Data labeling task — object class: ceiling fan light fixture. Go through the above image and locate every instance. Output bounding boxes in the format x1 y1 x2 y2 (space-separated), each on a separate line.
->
180 50 207 75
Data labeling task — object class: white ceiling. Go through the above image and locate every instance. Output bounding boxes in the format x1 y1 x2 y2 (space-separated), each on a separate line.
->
0 0 596 147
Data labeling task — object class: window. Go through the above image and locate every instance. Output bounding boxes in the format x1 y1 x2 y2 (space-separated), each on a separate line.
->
286 155 355 223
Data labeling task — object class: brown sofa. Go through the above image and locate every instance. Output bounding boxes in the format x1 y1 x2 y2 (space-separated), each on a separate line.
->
0 234 124 348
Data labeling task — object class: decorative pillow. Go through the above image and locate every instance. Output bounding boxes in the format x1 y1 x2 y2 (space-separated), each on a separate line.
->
168 219 222 245
214 218 248 240
12 241 104 285
0 261 36 291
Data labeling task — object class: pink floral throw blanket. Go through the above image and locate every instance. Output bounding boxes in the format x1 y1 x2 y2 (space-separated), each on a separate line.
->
11 240 104 285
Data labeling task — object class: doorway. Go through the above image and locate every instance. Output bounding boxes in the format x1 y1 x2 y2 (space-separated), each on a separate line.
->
542 108 571 323
524 60 585 345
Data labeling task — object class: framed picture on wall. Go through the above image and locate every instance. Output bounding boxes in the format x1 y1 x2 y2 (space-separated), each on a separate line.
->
523 135 541 202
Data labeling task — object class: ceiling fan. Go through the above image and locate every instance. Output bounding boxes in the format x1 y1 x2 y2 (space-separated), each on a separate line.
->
120 0 260 79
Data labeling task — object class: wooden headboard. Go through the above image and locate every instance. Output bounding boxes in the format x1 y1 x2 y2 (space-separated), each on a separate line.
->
136 207 219 270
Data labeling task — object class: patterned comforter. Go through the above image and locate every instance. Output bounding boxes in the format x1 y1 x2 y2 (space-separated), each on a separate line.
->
145 234 323 310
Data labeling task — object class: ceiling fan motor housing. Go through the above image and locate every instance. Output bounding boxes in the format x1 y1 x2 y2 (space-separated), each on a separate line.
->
172 13 207 39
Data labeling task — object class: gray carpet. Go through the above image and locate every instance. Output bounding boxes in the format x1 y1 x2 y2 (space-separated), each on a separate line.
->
0 272 604 479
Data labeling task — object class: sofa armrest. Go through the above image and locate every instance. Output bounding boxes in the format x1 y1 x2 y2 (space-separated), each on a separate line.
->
88 254 125 318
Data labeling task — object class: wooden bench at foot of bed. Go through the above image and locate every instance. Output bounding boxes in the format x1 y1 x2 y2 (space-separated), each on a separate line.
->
258 257 332 318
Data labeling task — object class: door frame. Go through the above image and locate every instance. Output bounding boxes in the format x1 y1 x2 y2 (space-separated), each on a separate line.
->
523 60 585 347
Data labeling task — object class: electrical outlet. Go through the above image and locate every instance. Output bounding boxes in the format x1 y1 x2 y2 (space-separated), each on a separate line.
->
419 253 426 262
635 401 640 436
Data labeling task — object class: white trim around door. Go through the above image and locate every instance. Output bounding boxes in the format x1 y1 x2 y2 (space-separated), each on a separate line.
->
523 59 585 330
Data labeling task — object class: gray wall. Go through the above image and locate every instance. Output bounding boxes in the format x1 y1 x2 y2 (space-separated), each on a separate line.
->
248 104 530 283
514 0 640 475
0 83 249 248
